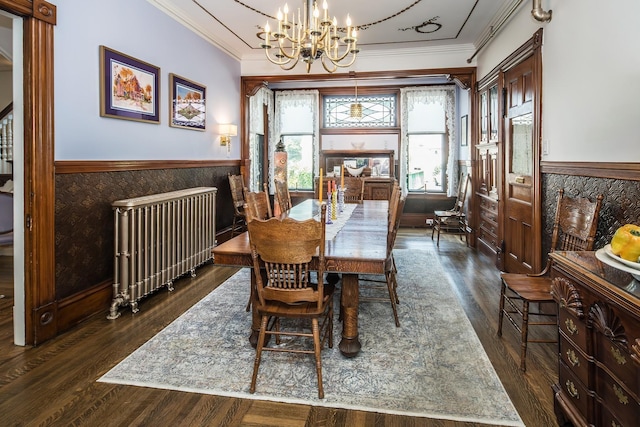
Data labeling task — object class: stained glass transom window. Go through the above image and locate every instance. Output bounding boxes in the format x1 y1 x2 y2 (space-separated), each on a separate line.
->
324 94 396 128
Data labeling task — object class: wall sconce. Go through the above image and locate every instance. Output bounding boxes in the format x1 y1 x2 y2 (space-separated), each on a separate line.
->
218 124 237 147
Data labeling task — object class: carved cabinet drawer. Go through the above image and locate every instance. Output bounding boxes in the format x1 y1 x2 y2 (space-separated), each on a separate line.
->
600 402 629 427
594 338 639 396
559 361 591 419
559 335 589 386
595 368 639 427
558 308 587 351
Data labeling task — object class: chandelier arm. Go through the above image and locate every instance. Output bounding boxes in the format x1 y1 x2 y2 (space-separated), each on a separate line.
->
264 48 295 66
276 38 301 60
320 56 338 73
331 53 358 68
281 56 301 71
323 41 355 62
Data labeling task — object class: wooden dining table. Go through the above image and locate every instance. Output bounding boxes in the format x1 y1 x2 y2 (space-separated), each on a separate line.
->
212 199 389 357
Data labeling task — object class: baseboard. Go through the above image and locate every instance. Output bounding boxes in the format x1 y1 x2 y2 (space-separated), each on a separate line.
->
57 280 112 333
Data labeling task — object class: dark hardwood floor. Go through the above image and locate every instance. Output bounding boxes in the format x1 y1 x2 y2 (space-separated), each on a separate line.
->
0 230 559 426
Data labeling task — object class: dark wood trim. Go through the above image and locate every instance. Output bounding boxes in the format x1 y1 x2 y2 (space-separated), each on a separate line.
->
0 0 31 16
18 1 57 345
54 159 240 174
2 0 58 345
476 28 543 91
242 67 475 87
56 280 112 333
541 161 640 181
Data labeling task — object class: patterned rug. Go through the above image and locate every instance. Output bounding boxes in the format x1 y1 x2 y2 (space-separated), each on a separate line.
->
99 249 524 426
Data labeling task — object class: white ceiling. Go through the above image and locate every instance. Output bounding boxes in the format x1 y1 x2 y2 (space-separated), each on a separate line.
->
149 0 518 62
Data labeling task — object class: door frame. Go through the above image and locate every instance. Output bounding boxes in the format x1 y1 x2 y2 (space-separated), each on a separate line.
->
1 0 57 345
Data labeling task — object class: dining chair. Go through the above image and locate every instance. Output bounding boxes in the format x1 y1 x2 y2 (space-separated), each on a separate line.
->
0 191 13 248
431 172 469 246
244 183 272 221
247 203 333 399
498 189 603 371
342 176 365 203
274 178 292 213
359 190 405 327
242 183 273 312
228 173 247 236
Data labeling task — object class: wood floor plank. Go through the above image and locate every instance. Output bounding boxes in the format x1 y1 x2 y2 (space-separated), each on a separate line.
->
0 232 560 426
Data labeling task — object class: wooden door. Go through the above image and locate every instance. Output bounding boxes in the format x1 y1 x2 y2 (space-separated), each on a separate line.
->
503 54 541 274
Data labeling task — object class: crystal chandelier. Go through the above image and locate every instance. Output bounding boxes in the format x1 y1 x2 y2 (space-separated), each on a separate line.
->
259 0 359 73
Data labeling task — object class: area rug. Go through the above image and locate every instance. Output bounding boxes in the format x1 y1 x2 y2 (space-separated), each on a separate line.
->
99 249 524 426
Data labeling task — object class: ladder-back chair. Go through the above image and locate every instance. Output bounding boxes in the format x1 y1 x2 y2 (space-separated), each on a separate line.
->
342 177 365 203
498 189 603 371
228 173 247 236
244 183 273 221
274 178 292 213
359 188 405 327
431 172 469 246
247 204 333 398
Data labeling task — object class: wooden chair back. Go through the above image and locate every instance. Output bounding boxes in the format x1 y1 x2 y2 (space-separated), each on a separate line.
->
274 179 292 213
387 181 401 227
244 183 272 221
228 173 246 215
342 177 365 203
387 194 405 254
248 204 327 310
550 189 603 252
451 172 469 215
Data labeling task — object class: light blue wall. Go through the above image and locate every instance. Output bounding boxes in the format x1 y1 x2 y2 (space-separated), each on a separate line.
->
54 0 241 160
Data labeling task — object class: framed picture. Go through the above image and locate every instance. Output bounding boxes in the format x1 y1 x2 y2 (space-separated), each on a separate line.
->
460 114 469 146
169 73 206 130
100 46 160 124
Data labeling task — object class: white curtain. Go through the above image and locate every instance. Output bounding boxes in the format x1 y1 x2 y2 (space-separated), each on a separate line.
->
272 90 319 193
248 86 273 192
400 86 458 196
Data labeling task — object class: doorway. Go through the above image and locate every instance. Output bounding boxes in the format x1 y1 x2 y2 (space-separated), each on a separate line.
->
0 10 24 346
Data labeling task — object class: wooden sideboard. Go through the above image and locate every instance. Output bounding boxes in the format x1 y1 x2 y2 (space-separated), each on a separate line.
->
316 177 395 201
549 251 640 427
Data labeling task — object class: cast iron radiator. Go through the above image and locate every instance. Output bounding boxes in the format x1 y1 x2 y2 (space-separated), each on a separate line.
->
108 187 217 319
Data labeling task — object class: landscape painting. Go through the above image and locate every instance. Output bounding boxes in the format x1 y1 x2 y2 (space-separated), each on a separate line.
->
100 46 160 124
169 73 206 130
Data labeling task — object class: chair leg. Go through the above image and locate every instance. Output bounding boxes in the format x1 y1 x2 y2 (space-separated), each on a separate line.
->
497 281 506 337
520 301 530 372
386 270 400 327
245 280 254 312
250 315 269 394
312 318 324 399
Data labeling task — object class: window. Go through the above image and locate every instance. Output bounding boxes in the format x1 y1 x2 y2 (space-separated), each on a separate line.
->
407 133 446 192
405 100 448 193
274 90 319 192
324 94 396 128
280 134 314 190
